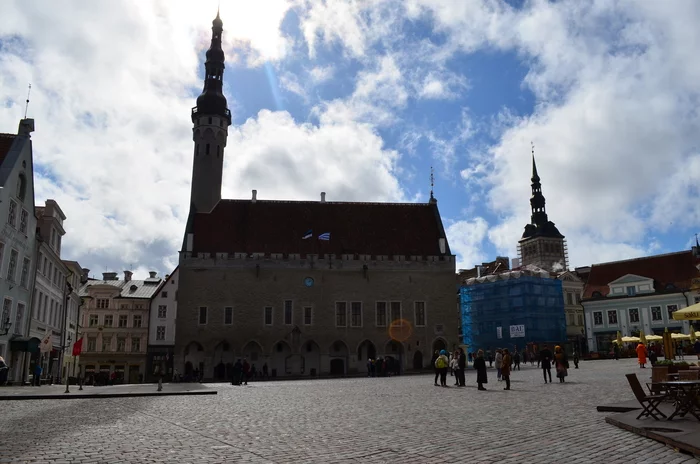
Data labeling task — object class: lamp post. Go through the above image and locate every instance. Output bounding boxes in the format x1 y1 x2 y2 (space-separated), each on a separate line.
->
64 334 72 393
1 317 11 336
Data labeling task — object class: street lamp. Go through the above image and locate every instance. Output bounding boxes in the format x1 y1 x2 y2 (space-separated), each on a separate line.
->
63 334 72 393
1 317 11 336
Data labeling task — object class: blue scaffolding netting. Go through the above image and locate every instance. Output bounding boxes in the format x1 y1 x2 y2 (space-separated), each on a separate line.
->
460 274 566 353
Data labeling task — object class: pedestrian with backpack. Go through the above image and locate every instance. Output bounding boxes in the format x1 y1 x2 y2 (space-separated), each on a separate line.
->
434 350 449 387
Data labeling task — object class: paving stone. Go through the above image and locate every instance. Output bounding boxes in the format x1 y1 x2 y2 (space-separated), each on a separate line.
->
0 359 698 462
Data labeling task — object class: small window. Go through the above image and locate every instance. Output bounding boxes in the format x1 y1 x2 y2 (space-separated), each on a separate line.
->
264 306 273 325
118 315 128 327
102 336 112 352
224 306 233 325
390 302 402 324
414 301 426 327
161 291 168 298
6 249 18 282
303 306 312 325
607 310 618 325
335 302 347 327
199 306 208 325
156 326 166 341
19 258 30 287
629 308 639 323
19 209 28 234
284 300 293 325
575 292 581 304
626 286 636 296
131 337 141 352
208 117 212 124
593 311 603 325
375 302 387 327
566 293 573 305
89 314 99 327
16 174 26 201
117 338 126 352
350 302 362 327
7 200 17 228
96 299 109 309
667 304 678 320
157 305 167 318
104 315 113 327
87 337 96 351
133 315 142 328
206 144 210 155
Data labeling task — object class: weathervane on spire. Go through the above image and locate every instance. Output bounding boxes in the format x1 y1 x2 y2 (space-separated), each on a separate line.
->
24 83 31 119
430 166 435 200
531 140 534 156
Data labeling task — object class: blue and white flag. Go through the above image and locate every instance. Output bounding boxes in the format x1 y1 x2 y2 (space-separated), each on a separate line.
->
302 229 313 240
318 232 330 241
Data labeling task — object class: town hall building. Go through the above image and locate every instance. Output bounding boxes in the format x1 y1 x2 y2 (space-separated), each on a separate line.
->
175 12 458 379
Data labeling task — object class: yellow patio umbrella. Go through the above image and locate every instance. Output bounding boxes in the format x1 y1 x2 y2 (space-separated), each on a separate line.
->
640 330 647 344
671 333 690 340
616 330 623 346
646 334 663 341
691 325 697 343
621 336 640 343
672 302 700 320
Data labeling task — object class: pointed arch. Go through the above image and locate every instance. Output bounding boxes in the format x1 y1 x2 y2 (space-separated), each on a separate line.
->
302 339 321 377
241 340 264 364
356 339 377 361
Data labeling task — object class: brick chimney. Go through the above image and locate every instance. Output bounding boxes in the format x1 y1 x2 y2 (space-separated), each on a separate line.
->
252 189 257 203
321 192 326 203
81 268 90 283
124 270 133 282
102 272 118 281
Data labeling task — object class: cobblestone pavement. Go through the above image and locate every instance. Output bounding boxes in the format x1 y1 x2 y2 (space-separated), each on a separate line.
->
1 359 698 463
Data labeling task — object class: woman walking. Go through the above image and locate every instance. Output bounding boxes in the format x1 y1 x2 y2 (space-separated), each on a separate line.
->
474 349 488 391
636 342 647 368
554 346 568 383
495 349 503 381
501 348 512 390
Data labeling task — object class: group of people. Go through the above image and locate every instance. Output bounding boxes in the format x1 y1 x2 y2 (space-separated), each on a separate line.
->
366 357 401 377
435 344 572 390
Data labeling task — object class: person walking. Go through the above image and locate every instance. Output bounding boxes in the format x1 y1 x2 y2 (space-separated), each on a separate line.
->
474 349 488 391
540 344 553 383
573 350 579 369
451 350 459 386
431 350 440 386
457 347 466 387
513 349 521 371
502 348 512 390
636 342 647 368
34 363 42 387
434 350 449 387
495 349 503 381
554 346 568 383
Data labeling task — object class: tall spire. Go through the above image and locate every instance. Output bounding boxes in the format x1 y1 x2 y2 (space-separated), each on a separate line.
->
192 10 231 124
529 143 548 227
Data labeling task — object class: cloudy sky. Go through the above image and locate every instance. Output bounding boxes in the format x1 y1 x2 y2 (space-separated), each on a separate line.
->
1 0 699 279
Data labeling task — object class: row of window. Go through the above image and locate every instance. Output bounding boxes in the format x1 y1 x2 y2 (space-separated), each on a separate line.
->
88 314 143 328
566 312 584 326
593 304 681 326
565 292 582 305
33 288 63 328
7 199 29 235
1 297 26 336
95 298 146 310
197 301 428 328
0 242 31 287
37 251 65 289
85 336 142 353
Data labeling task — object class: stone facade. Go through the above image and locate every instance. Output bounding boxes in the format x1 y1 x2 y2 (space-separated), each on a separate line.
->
176 254 457 379
557 271 585 352
146 267 178 381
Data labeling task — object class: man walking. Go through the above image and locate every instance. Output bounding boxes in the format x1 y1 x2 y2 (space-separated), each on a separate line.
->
540 344 553 383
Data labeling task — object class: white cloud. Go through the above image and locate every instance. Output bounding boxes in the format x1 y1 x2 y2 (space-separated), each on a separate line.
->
308 65 335 83
446 217 489 271
417 71 468 100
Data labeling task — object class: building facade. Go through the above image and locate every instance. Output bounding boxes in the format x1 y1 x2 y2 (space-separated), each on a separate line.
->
0 119 39 384
27 200 69 382
557 271 585 352
582 250 700 353
146 267 178 382
61 260 85 379
461 269 567 354
175 13 457 380
77 271 162 384
517 154 569 273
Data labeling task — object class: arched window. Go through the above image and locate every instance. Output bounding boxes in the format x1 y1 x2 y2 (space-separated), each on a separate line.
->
206 144 210 155
16 174 26 201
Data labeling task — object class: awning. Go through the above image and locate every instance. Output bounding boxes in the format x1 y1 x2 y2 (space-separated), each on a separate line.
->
672 303 700 320
9 337 41 353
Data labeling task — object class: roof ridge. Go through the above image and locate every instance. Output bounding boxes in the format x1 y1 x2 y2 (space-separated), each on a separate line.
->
216 199 430 206
591 250 690 268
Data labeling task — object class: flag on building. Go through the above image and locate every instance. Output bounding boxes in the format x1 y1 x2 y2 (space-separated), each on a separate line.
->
302 229 313 239
318 232 330 241
72 338 83 356
39 333 53 353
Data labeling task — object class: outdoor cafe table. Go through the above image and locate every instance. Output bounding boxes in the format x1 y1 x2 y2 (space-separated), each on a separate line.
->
661 380 700 421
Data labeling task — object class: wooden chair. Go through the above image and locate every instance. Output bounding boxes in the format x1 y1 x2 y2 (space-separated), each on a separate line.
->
679 370 699 380
626 373 667 420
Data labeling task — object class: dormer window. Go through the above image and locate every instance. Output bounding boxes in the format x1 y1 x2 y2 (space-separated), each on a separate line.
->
626 286 636 296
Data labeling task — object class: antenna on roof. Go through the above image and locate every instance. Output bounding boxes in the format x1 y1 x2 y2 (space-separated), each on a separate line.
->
23 83 31 119
429 166 435 200
696 233 699 247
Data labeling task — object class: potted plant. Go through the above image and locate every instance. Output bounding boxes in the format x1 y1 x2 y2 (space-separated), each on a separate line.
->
675 361 690 371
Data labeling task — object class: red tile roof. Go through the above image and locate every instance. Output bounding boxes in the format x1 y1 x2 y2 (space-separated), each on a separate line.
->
0 133 17 167
191 200 451 257
583 251 700 299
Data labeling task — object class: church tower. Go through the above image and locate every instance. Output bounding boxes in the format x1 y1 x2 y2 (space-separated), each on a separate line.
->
189 10 231 213
518 150 568 272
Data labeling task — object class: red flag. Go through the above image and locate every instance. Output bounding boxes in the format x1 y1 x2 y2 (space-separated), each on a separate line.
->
72 338 83 356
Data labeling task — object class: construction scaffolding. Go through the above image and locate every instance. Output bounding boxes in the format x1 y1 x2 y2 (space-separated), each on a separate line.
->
460 267 567 353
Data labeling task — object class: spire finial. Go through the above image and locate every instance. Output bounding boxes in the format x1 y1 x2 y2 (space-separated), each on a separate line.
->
24 83 31 119
696 233 699 248
531 141 539 180
430 166 434 200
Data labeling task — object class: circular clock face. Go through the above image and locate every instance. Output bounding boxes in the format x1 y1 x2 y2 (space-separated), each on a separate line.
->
304 277 314 287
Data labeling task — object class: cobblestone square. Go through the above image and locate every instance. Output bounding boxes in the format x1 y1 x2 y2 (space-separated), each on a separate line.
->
2 359 698 463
